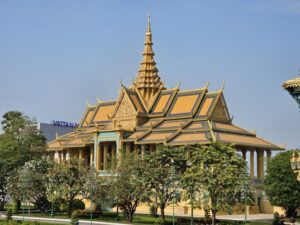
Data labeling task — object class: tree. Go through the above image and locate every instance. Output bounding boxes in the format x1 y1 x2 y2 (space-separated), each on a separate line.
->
47 159 90 217
108 153 147 222
17 157 54 212
0 111 46 171
0 160 7 210
184 143 247 225
0 111 46 209
143 145 187 224
265 150 300 217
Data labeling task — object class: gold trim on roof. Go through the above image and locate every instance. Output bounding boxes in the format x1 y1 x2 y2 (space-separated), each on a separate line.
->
282 76 300 89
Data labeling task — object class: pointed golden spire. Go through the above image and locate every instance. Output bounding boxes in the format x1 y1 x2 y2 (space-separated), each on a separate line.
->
133 13 164 109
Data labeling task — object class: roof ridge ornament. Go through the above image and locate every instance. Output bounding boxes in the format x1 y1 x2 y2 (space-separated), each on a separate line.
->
176 81 181 89
86 99 93 108
205 81 210 89
97 97 104 103
220 81 225 91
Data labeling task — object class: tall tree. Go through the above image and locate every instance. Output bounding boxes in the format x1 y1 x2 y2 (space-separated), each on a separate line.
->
47 159 90 217
13 157 54 212
143 145 187 224
265 150 300 217
184 143 247 225
108 153 147 223
0 111 46 208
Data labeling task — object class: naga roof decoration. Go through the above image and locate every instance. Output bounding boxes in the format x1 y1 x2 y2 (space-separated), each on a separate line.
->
47 16 284 152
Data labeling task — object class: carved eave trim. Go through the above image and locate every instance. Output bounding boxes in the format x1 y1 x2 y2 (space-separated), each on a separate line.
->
133 86 149 112
206 90 223 120
110 87 126 118
146 85 164 112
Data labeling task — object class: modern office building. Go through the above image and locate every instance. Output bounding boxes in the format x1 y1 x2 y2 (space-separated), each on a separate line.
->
38 121 77 142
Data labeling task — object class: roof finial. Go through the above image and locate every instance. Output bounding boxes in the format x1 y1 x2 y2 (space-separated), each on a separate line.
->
205 81 210 89
87 99 92 108
220 81 225 91
148 7 151 29
97 96 103 103
120 77 124 87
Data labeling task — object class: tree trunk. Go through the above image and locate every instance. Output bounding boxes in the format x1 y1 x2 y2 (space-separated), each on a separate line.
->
160 205 165 223
286 207 296 217
67 200 73 217
211 209 217 225
127 210 134 223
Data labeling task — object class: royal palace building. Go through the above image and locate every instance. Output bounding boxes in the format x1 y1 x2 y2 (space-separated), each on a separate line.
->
47 17 284 215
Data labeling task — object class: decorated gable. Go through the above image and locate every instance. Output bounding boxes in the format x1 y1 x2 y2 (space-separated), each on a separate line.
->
210 94 231 123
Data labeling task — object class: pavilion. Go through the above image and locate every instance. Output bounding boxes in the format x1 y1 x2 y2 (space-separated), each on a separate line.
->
47 16 284 215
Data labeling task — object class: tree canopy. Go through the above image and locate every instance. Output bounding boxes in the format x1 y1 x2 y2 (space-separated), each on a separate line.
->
47 158 91 217
142 145 187 223
108 153 147 222
183 143 248 225
0 111 46 209
265 150 300 217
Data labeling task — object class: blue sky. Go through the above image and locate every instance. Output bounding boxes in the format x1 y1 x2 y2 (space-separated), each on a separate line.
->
0 0 300 149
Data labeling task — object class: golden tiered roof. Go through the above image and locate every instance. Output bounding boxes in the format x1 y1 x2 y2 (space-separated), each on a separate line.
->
132 15 165 111
47 16 284 152
282 76 300 89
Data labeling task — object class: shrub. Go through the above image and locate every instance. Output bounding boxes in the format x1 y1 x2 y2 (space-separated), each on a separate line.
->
154 217 164 225
12 201 18 214
22 222 41 225
6 221 18 225
204 207 212 222
150 204 158 218
6 207 12 221
71 210 80 225
72 199 85 211
273 212 280 225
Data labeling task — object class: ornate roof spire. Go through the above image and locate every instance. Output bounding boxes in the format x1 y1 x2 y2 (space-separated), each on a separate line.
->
133 13 164 109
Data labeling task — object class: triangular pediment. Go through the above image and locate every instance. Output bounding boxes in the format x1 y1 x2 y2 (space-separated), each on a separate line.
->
210 94 231 123
111 89 138 119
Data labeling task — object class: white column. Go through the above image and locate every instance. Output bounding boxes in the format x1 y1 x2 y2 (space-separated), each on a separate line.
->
103 143 108 170
141 145 146 159
250 149 254 178
90 146 94 166
54 151 59 163
66 151 70 160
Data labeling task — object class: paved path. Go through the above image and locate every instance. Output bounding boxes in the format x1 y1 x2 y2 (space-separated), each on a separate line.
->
1 214 128 225
1 213 300 225
217 213 274 221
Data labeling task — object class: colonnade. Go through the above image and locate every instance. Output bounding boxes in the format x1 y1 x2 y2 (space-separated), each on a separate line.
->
94 142 156 171
53 144 273 180
54 146 93 165
54 151 70 163
240 149 272 180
